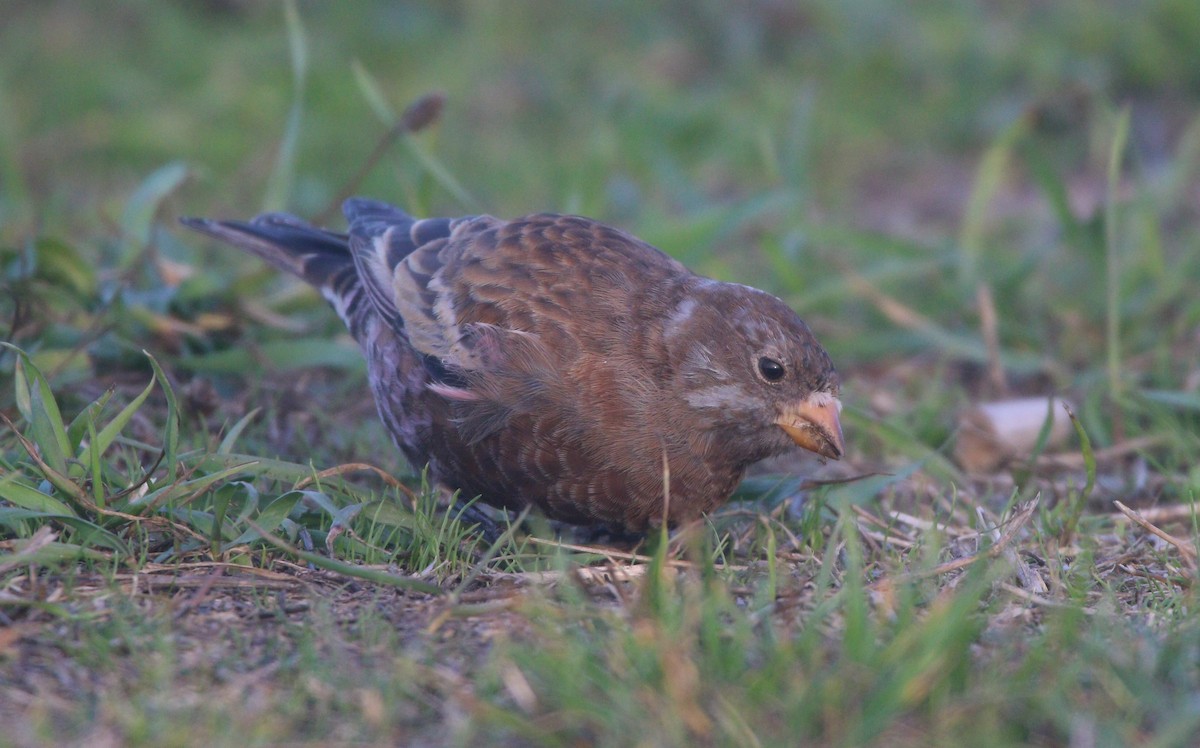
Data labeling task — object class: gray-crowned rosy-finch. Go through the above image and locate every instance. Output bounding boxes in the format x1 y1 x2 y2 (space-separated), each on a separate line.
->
182 199 843 532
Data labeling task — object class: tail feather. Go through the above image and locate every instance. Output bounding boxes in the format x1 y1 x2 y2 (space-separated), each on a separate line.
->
179 214 351 289
180 213 373 335
181 198 469 343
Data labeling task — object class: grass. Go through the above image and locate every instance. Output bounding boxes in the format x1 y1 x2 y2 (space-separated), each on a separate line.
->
3 1 1200 745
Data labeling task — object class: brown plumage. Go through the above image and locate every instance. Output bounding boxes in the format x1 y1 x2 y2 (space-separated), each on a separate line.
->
181 198 843 532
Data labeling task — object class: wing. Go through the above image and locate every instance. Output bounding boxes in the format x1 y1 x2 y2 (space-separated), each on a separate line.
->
342 197 470 338
385 211 692 440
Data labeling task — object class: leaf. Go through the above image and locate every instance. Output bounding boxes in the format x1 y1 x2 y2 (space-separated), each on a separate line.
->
0 540 111 568
119 161 189 260
1058 404 1097 545
87 369 157 462
28 380 70 475
66 389 114 452
6 345 71 473
187 453 315 485
357 500 416 531
131 463 255 512
0 474 77 517
226 490 305 546
0 508 130 555
350 61 476 209
145 352 180 483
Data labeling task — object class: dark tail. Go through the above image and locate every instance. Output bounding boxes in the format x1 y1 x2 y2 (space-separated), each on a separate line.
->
179 213 353 290
182 200 453 339
180 211 375 336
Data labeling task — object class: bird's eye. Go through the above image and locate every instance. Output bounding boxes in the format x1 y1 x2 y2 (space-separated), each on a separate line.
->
757 357 786 382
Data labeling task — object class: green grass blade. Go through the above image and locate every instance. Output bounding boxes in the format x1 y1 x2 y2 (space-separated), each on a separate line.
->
1105 107 1131 397
262 0 307 212
28 380 69 475
144 352 180 483
958 117 1028 286
218 408 262 455
85 417 104 508
1059 405 1097 545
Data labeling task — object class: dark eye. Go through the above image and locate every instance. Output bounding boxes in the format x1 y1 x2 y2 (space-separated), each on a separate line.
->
757 357 786 382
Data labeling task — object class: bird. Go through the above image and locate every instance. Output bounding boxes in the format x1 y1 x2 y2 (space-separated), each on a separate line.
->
181 198 843 533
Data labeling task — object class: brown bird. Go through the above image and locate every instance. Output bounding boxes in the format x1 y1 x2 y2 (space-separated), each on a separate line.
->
182 199 843 533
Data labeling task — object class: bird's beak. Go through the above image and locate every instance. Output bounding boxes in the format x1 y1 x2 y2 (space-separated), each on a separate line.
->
776 395 845 460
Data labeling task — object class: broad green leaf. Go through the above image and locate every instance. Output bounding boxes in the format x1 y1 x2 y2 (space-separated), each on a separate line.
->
131 463 255 511
357 500 416 531
86 417 104 507
66 389 114 451
1140 389 1200 411
88 369 157 461
0 475 77 516
6 345 71 472
0 540 111 568
226 489 305 546
119 161 189 260
0 508 130 555
28 380 69 475
188 453 313 484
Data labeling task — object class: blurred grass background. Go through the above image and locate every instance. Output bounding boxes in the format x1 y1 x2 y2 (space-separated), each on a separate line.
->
4 0 1199 476
3 1 1200 745
5 0 1199 377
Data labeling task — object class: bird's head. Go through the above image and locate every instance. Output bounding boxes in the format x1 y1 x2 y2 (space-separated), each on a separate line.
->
664 281 844 464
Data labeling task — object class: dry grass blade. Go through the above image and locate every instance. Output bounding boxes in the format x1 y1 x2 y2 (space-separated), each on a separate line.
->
292 461 414 498
869 495 1042 589
522 535 747 571
0 526 58 574
1034 435 1166 469
316 91 447 223
979 505 1047 593
1113 500 1198 566
976 281 1008 396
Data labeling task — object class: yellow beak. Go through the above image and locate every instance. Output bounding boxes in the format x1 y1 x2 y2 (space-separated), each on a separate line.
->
776 396 845 460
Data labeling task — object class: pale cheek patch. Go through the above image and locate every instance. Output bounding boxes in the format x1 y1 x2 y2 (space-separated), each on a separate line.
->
807 391 842 411
664 297 698 339
685 384 747 409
